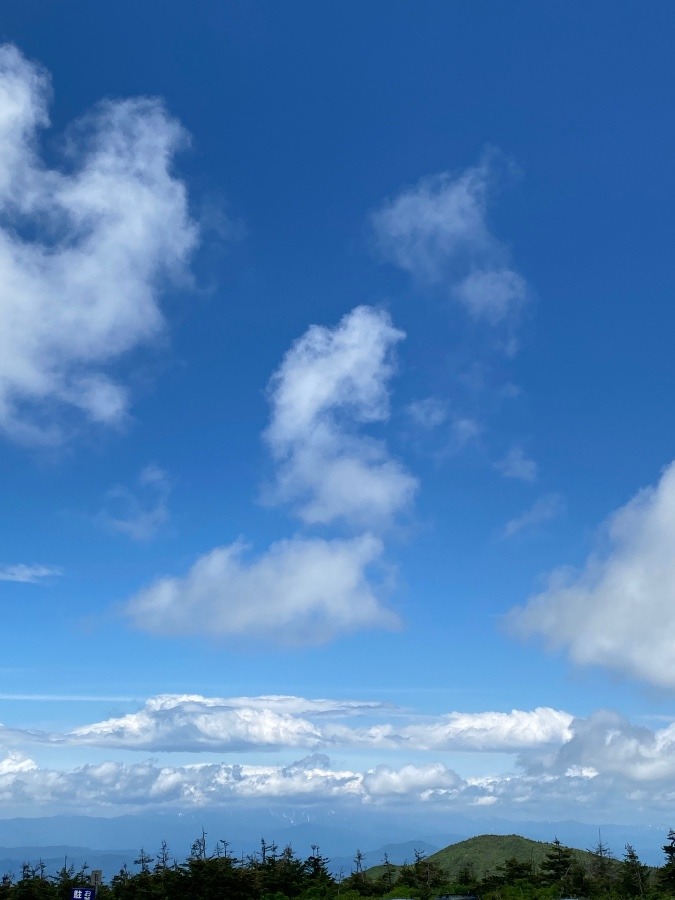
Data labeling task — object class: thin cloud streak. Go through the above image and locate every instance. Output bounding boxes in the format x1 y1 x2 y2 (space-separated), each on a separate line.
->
0 694 138 702
503 493 566 539
0 564 62 583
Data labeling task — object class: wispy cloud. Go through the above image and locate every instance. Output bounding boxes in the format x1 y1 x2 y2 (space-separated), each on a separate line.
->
0 44 198 443
495 445 538 482
371 152 528 328
406 397 448 431
99 464 171 541
265 305 417 529
507 461 675 688
0 564 62 583
372 155 531 472
503 493 565 538
0 693 136 702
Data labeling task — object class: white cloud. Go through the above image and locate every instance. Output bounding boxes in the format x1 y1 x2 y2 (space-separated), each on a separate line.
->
0 752 365 812
0 563 62 583
507 461 675 687
13 693 571 754
0 738 674 819
123 307 415 647
265 305 417 529
503 493 565 539
5 704 675 818
68 696 324 752
362 763 460 798
124 534 395 645
100 464 171 541
0 750 37 776
0 44 197 443
518 710 675 782
324 707 572 753
371 154 528 326
393 707 573 752
495 445 538 482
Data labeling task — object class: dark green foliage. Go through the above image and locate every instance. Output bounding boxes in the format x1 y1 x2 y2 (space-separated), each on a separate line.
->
539 836 575 885
588 835 616 896
343 849 379 897
619 843 650 898
391 849 444 900
4 828 675 900
660 829 675 896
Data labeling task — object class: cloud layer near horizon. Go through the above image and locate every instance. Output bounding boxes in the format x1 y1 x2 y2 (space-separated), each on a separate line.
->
2 703 675 820
54 694 573 753
0 44 197 443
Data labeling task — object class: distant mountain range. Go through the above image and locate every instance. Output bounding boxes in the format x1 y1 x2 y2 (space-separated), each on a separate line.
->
0 840 444 882
0 809 667 880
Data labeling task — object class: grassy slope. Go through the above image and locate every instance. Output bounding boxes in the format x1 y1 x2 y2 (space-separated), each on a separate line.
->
367 834 612 882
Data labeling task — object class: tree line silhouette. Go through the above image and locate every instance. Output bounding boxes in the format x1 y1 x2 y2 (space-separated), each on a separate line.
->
3 828 675 900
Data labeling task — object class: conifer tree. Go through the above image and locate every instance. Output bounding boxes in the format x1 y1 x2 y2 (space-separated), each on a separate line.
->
619 843 649 898
659 829 675 895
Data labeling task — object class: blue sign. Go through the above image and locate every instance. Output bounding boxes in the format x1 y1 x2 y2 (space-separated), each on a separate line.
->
70 889 96 900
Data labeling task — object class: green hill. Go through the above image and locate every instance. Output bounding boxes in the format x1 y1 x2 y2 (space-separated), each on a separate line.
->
430 834 579 880
367 833 620 882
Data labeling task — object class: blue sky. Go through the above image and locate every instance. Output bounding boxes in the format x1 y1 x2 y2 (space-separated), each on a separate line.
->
1 0 675 830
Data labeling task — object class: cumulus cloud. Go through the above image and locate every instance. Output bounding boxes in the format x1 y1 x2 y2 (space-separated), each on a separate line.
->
11 694 571 754
507 461 675 688
0 44 197 442
362 763 460 798
518 710 675 782
69 696 324 752
371 154 528 326
265 305 417 529
0 752 363 813
124 534 394 644
0 563 62 583
392 707 573 752
123 307 416 646
0 750 37 776
99 464 171 541
503 493 566 539
1 739 675 820
4 702 675 819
